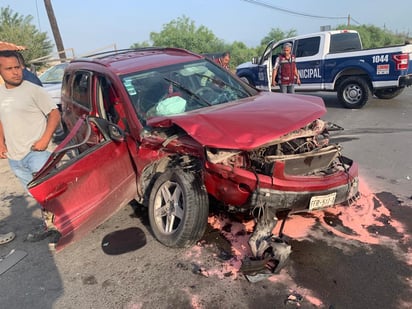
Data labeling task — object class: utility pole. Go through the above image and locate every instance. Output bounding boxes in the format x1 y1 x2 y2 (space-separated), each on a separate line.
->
44 0 66 61
347 14 351 27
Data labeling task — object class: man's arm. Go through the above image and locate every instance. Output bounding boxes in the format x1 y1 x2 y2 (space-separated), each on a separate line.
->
31 109 61 151
272 68 279 86
294 66 301 85
0 121 7 159
272 57 280 86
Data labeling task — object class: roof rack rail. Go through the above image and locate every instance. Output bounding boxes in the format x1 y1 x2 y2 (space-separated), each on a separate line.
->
82 47 169 59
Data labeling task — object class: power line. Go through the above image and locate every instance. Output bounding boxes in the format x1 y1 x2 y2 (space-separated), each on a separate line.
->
35 0 42 30
350 17 361 25
241 0 350 21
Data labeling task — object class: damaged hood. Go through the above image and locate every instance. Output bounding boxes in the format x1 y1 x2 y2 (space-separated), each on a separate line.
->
147 92 326 150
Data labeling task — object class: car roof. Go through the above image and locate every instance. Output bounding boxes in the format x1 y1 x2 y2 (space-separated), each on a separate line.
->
69 47 205 75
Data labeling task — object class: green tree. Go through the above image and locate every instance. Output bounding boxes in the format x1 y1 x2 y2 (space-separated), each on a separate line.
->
257 28 297 54
0 6 52 65
130 15 260 67
335 24 404 48
132 16 225 54
229 41 258 69
129 16 412 69
130 41 151 49
260 28 298 46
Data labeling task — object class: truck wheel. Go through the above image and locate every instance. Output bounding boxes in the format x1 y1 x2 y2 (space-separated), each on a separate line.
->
239 76 254 86
148 168 209 248
374 88 404 100
337 77 370 109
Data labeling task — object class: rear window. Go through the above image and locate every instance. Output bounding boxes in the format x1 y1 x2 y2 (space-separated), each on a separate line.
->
329 33 362 53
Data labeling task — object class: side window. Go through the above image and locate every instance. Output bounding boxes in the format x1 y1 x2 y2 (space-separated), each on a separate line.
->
72 72 91 109
294 37 320 58
271 43 291 66
96 76 124 127
273 44 285 55
61 73 70 97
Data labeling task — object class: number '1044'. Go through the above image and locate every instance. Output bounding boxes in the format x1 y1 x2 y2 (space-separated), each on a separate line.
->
372 54 389 63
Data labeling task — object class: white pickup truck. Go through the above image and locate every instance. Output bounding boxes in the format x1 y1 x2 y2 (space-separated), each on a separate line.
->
236 30 412 108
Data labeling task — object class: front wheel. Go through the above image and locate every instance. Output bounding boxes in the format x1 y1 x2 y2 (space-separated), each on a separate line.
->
239 75 254 86
337 77 370 109
374 88 404 100
148 168 209 248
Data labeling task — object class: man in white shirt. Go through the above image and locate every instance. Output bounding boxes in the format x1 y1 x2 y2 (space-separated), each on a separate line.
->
0 50 61 243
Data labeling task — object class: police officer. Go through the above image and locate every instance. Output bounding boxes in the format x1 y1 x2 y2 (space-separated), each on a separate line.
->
272 43 301 93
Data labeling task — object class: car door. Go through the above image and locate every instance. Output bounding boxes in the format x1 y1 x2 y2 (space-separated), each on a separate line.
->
28 79 138 251
254 40 278 90
293 36 323 90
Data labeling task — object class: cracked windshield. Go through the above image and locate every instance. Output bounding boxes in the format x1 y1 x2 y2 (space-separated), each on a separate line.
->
121 60 254 121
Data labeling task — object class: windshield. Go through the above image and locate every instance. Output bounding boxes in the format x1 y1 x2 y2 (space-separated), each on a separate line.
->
121 59 256 123
39 63 67 84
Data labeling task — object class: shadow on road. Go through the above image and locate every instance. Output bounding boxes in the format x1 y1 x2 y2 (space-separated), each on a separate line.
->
0 163 63 308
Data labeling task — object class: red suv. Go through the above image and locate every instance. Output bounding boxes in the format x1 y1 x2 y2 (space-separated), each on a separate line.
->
29 48 358 265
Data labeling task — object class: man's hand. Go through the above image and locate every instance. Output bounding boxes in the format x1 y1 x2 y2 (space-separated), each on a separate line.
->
0 144 7 159
31 139 49 152
31 108 61 152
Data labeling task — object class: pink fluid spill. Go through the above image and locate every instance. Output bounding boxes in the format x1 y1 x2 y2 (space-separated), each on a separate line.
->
305 294 324 307
190 296 202 309
186 215 254 279
185 176 409 306
278 179 407 245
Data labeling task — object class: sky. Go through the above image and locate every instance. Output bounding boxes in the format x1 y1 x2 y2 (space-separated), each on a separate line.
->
0 0 410 56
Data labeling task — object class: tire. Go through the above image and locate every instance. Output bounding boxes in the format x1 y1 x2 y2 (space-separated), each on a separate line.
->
337 77 370 109
148 168 209 248
239 75 254 86
374 87 404 100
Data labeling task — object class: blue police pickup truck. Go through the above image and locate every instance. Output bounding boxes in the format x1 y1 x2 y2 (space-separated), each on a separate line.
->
236 30 412 108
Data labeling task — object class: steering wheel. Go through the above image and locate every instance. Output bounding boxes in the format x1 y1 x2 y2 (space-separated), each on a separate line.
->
194 86 215 102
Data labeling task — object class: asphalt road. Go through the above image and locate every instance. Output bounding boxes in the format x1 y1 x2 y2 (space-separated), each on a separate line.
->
0 88 411 309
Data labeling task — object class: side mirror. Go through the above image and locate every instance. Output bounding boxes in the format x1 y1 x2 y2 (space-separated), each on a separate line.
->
251 57 260 64
88 116 125 142
108 123 125 142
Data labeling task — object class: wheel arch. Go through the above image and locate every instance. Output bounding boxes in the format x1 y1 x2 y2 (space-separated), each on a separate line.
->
334 68 373 91
138 155 203 206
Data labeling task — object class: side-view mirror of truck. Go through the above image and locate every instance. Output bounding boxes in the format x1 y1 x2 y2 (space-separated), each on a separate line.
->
251 56 260 64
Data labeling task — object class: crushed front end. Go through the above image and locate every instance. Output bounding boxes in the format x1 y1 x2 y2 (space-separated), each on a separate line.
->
204 118 358 211
203 118 359 280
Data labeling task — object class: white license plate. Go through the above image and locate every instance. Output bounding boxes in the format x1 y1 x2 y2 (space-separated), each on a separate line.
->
309 192 337 210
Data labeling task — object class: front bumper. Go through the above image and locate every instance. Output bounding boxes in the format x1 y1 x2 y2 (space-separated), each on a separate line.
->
249 177 359 213
204 156 359 212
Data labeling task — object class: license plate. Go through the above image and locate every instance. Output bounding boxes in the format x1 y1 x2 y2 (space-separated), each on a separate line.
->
309 192 337 210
